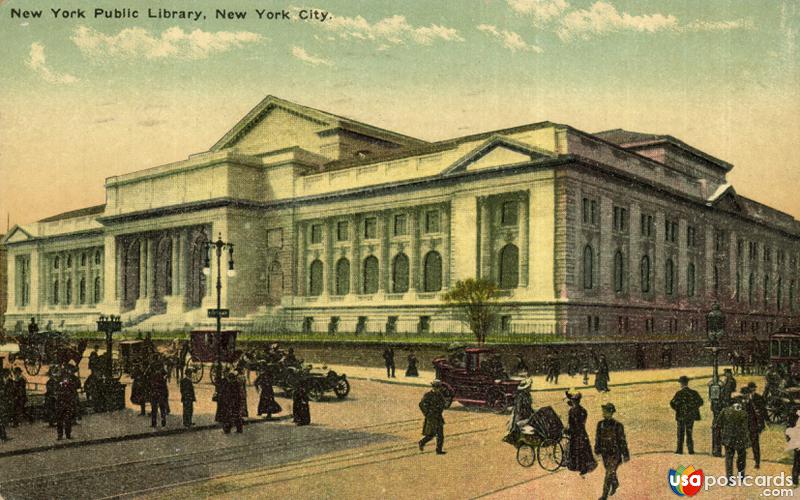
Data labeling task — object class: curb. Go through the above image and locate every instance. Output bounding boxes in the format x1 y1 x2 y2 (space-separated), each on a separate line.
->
0 416 275 459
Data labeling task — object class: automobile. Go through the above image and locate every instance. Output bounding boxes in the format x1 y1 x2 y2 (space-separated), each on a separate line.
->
432 346 521 412
276 364 351 402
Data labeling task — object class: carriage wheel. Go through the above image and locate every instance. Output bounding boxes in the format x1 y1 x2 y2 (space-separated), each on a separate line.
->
767 402 786 424
309 383 325 402
24 356 41 376
111 359 123 380
210 363 223 385
190 362 204 383
487 388 508 414
516 444 536 467
334 379 350 399
537 441 565 472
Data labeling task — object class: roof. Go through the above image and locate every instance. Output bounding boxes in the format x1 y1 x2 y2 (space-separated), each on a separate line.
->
594 128 732 171
38 204 106 223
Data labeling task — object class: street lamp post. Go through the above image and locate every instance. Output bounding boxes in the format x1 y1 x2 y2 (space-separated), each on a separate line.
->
203 233 235 385
705 302 725 457
96 314 123 411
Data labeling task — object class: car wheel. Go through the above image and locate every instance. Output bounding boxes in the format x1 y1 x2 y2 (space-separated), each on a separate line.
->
334 379 350 399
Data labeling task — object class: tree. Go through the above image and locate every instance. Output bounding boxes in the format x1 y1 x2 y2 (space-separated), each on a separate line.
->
443 278 503 345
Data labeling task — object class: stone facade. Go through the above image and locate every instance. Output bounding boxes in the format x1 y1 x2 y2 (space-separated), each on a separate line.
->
2 96 799 340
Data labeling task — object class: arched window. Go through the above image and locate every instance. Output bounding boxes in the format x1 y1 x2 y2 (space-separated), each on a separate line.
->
81 254 87 267
94 276 102 303
640 255 650 293
687 263 696 297
335 258 350 295
392 253 409 293
66 277 72 304
95 250 102 265
309 259 323 296
748 272 755 305
54 256 60 269
53 280 59 305
499 244 519 289
665 258 675 296
79 277 86 304
423 251 443 292
777 277 783 310
582 245 594 290
66 256 72 269
363 256 379 294
613 251 624 293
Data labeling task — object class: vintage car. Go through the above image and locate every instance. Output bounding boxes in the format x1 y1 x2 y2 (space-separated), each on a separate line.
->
432 347 521 412
274 363 350 401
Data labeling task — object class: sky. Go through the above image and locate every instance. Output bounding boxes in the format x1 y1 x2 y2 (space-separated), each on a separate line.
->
0 0 798 227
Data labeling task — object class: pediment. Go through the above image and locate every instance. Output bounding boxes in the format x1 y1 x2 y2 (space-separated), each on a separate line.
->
709 185 746 214
444 136 554 175
2 225 35 244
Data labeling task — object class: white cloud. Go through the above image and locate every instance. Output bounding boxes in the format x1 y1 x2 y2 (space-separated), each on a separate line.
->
25 43 78 84
292 46 332 66
320 14 463 46
71 26 263 60
477 24 543 53
683 18 754 32
508 0 569 24
557 1 678 41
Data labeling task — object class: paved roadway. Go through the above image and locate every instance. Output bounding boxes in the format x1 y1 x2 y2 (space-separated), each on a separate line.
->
0 372 795 499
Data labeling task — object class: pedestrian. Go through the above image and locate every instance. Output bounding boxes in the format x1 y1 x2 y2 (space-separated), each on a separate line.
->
237 367 249 418
177 340 190 381
551 356 561 384
595 355 610 392
635 343 646 370
0 369 11 441
741 384 766 469
130 362 148 416
418 380 447 455
216 371 244 433
406 351 419 377
45 367 59 427
12 367 28 427
513 353 529 377
720 368 737 408
786 408 800 487
594 403 630 500
505 379 533 441
64 364 82 423
88 345 101 374
180 367 196 428
149 362 169 428
545 352 555 383
255 367 281 419
292 381 311 426
383 346 396 378
661 345 673 368
55 369 78 440
719 393 750 479
670 376 704 455
565 391 596 475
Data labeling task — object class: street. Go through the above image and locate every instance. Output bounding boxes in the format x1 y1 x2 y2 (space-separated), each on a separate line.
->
0 366 795 500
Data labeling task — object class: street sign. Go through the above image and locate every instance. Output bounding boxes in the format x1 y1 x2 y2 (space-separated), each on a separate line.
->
207 308 230 318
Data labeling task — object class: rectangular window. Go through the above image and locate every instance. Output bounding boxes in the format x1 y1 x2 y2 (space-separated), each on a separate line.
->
501 201 518 226
587 315 600 333
500 315 512 333
385 316 398 335
302 317 314 334
613 206 628 233
749 241 758 261
687 225 696 247
591 200 598 225
357 316 368 335
764 246 771 263
665 219 678 243
364 217 377 239
582 197 598 225
715 231 726 253
337 221 349 241
418 316 431 334
582 198 590 224
640 213 654 238
310 224 323 244
16 255 31 307
424 210 440 233
394 214 407 236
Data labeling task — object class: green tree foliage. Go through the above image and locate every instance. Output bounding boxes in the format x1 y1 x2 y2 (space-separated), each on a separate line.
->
442 278 502 345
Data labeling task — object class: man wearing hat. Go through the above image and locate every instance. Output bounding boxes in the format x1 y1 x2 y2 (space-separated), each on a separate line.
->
719 393 750 479
418 380 447 455
594 403 630 500
670 376 704 454
741 383 766 469
180 366 196 428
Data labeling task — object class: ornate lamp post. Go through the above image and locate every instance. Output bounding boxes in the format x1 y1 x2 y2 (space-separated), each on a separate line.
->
202 233 235 384
96 314 124 411
706 302 725 457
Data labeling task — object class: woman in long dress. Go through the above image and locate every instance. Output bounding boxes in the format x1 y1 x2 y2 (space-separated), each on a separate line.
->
564 391 596 475
255 367 282 419
292 383 311 426
405 352 419 377
594 355 610 392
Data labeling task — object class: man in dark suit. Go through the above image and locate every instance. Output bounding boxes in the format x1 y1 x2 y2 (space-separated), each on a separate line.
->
595 403 630 500
741 383 766 469
418 380 447 455
670 376 704 454
383 347 396 378
719 394 751 479
180 367 196 428
149 362 169 428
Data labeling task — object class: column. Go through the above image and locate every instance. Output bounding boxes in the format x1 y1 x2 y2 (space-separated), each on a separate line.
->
351 216 361 295
520 194 529 288
479 200 491 280
60 252 66 306
379 212 390 293
177 230 187 296
138 239 147 298
87 252 94 306
441 204 451 289
297 222 306 296
171 233 179 296
146 238 155 299
408 211 417 293
113 238 122 302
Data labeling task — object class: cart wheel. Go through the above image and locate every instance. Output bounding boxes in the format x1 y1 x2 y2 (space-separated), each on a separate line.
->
487 388 508 414
516 444 536 467
334 378 350 399
24 356 41 376
441 385 454 409
190 362 204 383
309 383 325 402
111 359 123 380
210 363 223 385
537 441 564 472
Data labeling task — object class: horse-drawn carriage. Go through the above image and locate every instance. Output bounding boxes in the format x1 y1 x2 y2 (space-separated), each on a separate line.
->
182 330 243 384
9 330 87 376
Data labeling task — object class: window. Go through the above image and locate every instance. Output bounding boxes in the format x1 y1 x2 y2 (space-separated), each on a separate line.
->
335 258 350 295
749 241 758 261
309 260 323 296
713 265 720 295
640 255 651 293
336 221 349 242
764 247 772 263
79 277 86 304
81 253 87 267
687 263 696 297
737 239 744 259
54 256 60 269
665 220 678 243
665 258 675 296
617 316 629 334
66 256 72 268
715 231 726 253
778 250 786 266
582 198 598 225
583 245 594 290
363 256 379 294
66 277 72 304
668 318 678 334
613 251 624 293
777 277 783 310
748 272 756 305
687 226 696 248
364 217 377 239
418 316 431 334
499 244 519 289
736 272 741 302
645 317 654 333
310 224 323 244
356 316 368 335
392 253 409 293
764 275 770 305
16 256 31 307
586 315 599 333
385 316 398 335
423 251 443 292
640 214 654 238
94 276 102 303
613 206 628 232
501 201 518 226
393 214 407 236
94 250 102 265
53 280 59 305
424 210 440 233
501 316 512 333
